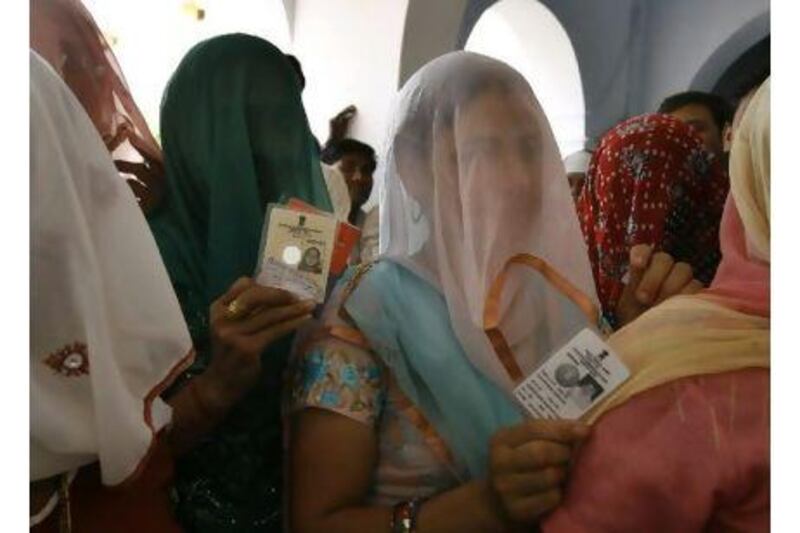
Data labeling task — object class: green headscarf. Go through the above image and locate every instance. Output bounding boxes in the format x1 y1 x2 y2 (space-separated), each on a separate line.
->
148 34 331 531
150 33 330 348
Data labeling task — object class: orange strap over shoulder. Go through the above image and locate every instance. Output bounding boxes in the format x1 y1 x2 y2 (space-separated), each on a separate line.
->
483 253 599 384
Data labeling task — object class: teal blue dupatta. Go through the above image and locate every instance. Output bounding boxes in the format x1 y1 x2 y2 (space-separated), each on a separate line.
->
343 261 524 478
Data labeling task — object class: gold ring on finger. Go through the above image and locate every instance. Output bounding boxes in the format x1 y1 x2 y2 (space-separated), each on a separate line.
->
225 299 247 320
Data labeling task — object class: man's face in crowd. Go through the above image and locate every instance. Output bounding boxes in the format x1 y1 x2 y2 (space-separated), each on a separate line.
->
337 152 374 207
567 172 586 201
668 103 725 158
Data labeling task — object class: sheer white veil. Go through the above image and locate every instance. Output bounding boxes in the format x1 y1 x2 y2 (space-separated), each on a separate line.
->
378 52 599 392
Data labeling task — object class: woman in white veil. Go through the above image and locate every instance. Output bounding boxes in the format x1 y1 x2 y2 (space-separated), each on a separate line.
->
288 52 598 531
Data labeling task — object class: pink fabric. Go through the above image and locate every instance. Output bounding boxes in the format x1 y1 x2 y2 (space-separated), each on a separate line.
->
542 368 769 533
701 196 770 317
544 82 770 533
30 0 165 212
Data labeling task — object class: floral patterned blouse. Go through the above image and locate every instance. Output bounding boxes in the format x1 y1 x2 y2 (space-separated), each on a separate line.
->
288 280 468 505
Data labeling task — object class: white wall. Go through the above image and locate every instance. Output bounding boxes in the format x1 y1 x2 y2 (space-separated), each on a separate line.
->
291 0 410 149
465 0 585 156
84 0 291 136
398 0 469 86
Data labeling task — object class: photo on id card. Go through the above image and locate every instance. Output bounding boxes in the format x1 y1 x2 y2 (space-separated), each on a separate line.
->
255 204 337 303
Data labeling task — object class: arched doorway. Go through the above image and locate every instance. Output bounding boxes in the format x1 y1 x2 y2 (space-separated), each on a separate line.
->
712 36 770 102
464 0 585 156
690 11 769 99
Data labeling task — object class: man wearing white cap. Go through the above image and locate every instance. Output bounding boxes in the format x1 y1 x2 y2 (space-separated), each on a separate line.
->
563 149 592 201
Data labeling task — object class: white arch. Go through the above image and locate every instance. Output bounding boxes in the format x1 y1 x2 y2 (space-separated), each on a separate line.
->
83 0 292 136
465 0 585 156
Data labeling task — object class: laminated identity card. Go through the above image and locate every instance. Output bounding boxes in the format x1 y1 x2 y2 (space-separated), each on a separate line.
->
513 328 630 420
285 198 361 276
256 204 337 303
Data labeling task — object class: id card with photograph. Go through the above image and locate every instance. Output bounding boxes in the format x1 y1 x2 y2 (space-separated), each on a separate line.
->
286 198 361 276
256 205 337 303
513 328 630 420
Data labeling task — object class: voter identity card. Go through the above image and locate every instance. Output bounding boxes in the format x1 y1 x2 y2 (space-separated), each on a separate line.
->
256 205 337 303
513 328 630 420
285 198 361 276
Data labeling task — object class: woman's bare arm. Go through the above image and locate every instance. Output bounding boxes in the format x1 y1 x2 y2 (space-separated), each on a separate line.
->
289 408 508 533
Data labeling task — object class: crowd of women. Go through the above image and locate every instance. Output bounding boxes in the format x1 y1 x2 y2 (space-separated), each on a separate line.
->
30 0 770 531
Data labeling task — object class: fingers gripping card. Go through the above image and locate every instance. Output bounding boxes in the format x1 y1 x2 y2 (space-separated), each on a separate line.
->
513 329 630 420
256 205 337 303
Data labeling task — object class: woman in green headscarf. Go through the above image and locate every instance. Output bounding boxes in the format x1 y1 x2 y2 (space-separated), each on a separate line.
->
148 34 332 531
